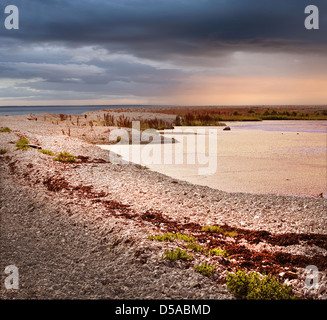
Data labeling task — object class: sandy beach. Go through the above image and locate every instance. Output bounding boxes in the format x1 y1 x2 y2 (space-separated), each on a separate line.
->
1 111 327 300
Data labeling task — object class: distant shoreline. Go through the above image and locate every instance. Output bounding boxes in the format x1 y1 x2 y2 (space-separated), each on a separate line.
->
1 104 327 117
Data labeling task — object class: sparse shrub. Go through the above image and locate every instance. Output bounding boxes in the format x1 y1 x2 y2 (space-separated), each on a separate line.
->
208 248 229 258
194 263 217 277
202 225 223 233
0 149 8 155
176 112 226 126
163 248 193 261
59 114 67 121
148 233 175 242
226 270 296 300
186 243 205 253
148 233 195 243
0 127 12 133
224 230 238 237
54 152 76 163
174 233 196 242
39 149 55 156
15 138 30 150
202 225 238 237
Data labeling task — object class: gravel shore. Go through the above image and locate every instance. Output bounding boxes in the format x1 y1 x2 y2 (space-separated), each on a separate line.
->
1 114 326 299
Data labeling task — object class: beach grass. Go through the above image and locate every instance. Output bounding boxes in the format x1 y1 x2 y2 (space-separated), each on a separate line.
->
155 107 327 126
101 113 174 130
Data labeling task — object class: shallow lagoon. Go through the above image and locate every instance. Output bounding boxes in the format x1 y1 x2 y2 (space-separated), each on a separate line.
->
100 121 327 197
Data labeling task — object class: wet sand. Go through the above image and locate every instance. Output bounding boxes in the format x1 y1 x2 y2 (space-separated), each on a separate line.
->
101 121 327 197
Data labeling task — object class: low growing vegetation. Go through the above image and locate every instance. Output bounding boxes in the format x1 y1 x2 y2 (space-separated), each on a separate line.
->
175 114 226 126
102 113 174 130
15 138 30 150
194 263 217 277
226 270 296 300
172 107 327 125
208 248 229 258
186 243 205 253
0 127 12 133
0 148 8 155
148 233 195 243
163 248 193 261
39 149 55 156
53 152 76 163
202 225 238 237
148 232 298 299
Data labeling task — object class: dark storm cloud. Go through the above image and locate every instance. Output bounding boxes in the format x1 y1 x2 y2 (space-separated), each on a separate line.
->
1 0 326 58
1 0 326 105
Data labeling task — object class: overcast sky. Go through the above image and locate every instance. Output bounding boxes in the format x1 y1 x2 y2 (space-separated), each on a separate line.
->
0 0 326 106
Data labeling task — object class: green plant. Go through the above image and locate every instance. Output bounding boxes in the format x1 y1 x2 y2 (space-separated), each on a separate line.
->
226 270 296 300
54 152 76 163
0 149 8 155
202 225 224 233
194 263 217 277
148 233 195 243
202 225 238 237
148 233 175 242
208 248 229 258
174 233 196 242
39 149 55 156
186 243 205 253
224 230 238 237
0 127 12 133
15 138 30 150
163 248 193 261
